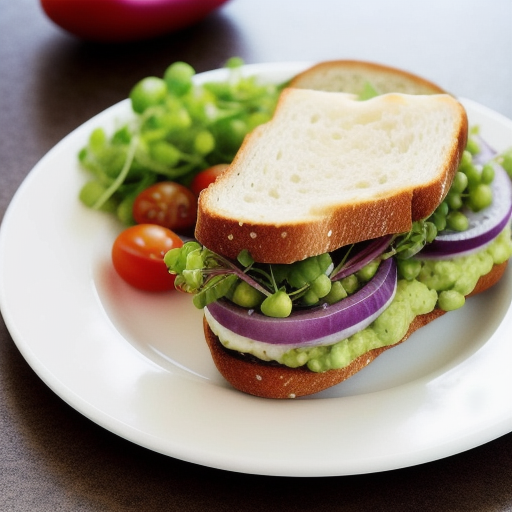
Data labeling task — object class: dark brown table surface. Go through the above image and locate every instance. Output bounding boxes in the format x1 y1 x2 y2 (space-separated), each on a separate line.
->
1 1 512 510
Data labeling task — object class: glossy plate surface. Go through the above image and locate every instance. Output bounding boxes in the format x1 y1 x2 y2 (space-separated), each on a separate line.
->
1 63 511 476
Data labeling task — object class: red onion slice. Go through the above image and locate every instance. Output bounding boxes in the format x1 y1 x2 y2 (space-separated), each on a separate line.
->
205 257 397 347
331 234 393 281
418 164 512 260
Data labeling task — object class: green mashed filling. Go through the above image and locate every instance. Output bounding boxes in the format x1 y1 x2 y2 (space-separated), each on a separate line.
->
280 226 512 373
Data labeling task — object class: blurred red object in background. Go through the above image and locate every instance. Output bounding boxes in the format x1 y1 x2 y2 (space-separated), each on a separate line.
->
40 0 230 43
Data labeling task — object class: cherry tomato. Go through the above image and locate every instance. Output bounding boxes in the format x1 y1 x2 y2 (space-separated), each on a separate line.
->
190 164 229 196
133 181 197 234
112 224 182 292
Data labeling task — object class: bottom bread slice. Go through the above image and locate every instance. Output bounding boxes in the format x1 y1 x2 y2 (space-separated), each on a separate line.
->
203 261 508 399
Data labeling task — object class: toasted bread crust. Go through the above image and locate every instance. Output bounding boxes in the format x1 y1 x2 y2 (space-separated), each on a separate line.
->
203 262 508 399
289 60 447 95
196 193 415 264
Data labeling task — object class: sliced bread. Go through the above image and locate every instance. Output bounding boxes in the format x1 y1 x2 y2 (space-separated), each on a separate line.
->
195 88 468 263
289 60 446 95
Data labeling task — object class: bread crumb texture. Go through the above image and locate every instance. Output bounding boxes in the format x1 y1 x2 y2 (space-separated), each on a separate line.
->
204 89 463 224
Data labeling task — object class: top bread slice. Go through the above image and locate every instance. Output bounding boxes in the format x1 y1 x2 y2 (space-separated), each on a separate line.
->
195 88 468 264
289 60 447 95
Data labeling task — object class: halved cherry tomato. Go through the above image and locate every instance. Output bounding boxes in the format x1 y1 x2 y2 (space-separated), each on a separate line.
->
112 224 182 292
133 181 197 234
190 164 229 196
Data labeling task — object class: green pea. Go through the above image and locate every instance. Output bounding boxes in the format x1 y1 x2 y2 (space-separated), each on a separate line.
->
151 108 191 133
310 273 332 298
88 127 107 154
237 249 254 267
130 77 168 114
446 191 463 211
465 136 480 155
260 290 293 318
397 258 422 281
301 289 320 306
480 163 495 185
451 171 469 194
356 259 380 282
164 61 195 96
140 128 168 144
78 181 117 212
446 211 469 231
166 108 192 131
323 281 348 304
231 281 265 308
150 141 181 166
425 221 438 243
459 149 473 168
286 255 331 289
437 201 449 217
462 163 481 189
438 290 465 311
468 183 492 212
194 130 215 155
431 211 447 232
340 274 359 294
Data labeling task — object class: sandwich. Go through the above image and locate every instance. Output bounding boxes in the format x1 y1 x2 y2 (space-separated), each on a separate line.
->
165 61 512 399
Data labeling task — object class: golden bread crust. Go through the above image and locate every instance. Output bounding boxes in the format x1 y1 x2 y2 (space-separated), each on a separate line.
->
203 261 508 399
289 60 447 95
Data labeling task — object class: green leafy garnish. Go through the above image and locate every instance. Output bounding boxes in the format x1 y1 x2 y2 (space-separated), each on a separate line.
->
389 220 437 260
78 58 285 225
358 81 380 101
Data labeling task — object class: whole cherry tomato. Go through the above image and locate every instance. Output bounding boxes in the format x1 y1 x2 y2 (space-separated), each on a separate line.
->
133 181 197 234
112 224 182 292
190 164 229 196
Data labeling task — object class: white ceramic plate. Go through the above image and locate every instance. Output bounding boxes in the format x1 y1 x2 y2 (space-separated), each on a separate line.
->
1 63 512 477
